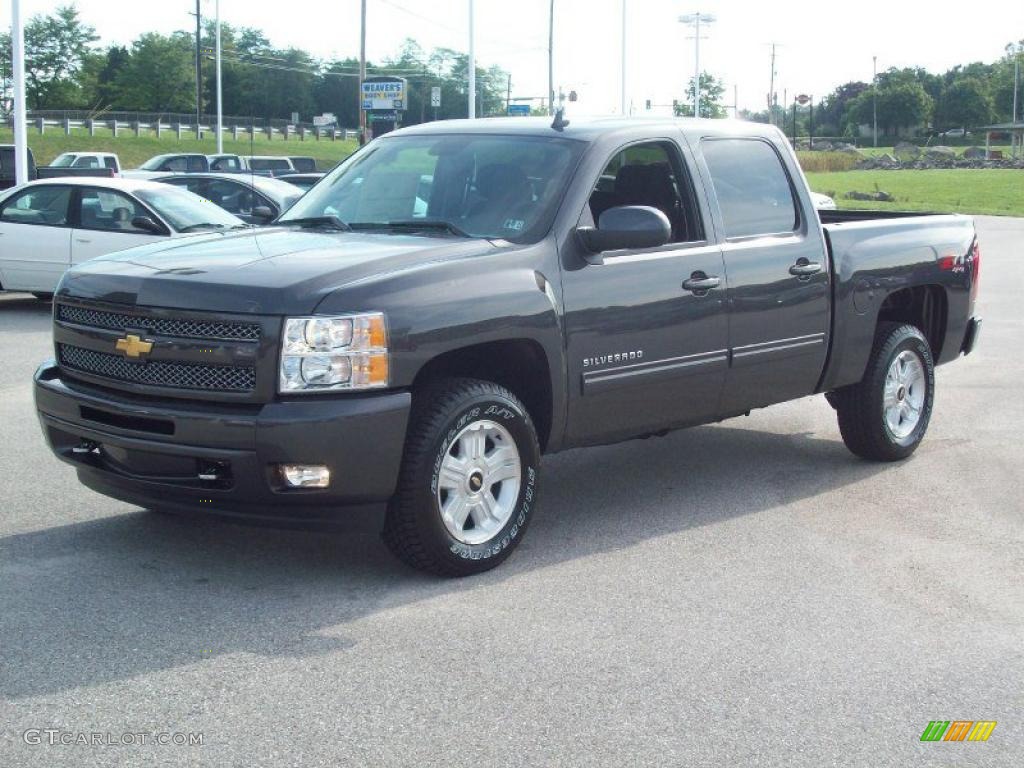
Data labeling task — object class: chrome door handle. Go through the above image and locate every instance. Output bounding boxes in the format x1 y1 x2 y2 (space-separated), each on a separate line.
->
682 273 721 293
789 261 822 277
75 238 91 244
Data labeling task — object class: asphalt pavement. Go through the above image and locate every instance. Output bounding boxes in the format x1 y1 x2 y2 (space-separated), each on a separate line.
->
1 216 1021 767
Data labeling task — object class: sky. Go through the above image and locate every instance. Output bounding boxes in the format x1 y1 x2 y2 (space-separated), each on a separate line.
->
3 0 1022 117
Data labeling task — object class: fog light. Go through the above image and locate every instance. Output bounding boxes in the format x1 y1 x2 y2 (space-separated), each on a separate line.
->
280 464 331 488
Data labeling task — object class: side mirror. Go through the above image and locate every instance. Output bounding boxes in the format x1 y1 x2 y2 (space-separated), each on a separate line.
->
577 205 671 255
131 215 164 234
251 205 275 221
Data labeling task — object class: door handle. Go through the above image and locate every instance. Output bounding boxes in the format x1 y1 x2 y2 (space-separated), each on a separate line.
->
789 260 822 277
75 238 91 244
682 273 721 293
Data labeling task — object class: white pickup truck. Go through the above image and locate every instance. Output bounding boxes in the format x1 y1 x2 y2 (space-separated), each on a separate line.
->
49 152 122 174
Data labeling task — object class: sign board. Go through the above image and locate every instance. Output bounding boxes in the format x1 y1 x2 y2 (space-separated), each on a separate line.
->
313 113 336 127
361 79 407 111
430 86 442 108
290 112 300 124
368 111 399 122
795 94 811 106
507 104 531 117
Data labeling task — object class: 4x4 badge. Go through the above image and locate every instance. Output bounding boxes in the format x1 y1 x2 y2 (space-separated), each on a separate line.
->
115 334 153 359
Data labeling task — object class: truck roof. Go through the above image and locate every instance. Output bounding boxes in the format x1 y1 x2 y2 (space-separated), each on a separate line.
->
391 115 783 143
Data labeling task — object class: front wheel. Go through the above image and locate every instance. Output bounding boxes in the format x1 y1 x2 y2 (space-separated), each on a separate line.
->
833 323 935 461
383 378 541 576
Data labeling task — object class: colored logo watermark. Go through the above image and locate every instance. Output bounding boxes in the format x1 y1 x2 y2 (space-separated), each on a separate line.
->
920 721 997 742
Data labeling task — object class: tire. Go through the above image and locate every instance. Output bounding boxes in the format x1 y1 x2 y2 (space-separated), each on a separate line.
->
833 322 935 461
383 377 541 577
32 292 53 302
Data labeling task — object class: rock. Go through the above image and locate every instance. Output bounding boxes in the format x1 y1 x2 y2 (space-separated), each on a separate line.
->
834 143 864 155
845 190 895 203
962 146 986 159
925 145 956 158
893 142 920 160
811 140 833 151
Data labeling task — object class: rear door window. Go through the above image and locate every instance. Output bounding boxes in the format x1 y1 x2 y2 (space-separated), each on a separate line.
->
0 185 72 226
701 139 799 239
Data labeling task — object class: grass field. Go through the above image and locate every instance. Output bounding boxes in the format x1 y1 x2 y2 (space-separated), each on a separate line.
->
0 127 358 169
805 169 1024 217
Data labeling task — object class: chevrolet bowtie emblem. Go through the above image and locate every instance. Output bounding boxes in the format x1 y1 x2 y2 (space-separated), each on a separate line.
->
115 334 153 358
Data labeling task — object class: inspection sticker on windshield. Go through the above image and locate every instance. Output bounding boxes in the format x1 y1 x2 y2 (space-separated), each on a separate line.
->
503 218 525 232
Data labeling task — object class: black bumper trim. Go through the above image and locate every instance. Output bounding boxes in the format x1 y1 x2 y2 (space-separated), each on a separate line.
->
34 361 410 528
961 316 981 356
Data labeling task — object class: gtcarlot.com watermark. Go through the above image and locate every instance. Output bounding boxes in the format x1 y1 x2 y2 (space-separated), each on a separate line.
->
23 729 203 747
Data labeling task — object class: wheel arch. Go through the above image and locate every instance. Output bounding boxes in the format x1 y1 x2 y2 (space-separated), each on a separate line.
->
411 338 555 452
876 284 948 360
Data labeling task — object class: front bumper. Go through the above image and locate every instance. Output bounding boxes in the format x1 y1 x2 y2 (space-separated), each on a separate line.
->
34 361 410 530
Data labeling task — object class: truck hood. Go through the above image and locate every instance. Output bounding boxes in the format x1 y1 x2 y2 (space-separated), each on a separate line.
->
58 227 500 315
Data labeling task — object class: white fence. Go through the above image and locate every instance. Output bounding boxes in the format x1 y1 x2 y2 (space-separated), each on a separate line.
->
7 116 360 142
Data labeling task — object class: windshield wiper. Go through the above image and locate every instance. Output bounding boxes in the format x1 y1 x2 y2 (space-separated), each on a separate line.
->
178 223 229 233
385 219 472 238
278 215 352 231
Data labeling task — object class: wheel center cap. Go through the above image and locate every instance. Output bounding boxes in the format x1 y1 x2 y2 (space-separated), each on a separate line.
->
468 471 484 492
897 386 906 401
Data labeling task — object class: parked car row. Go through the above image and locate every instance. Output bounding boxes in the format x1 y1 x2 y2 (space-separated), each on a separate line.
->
0 177 249 297
123 153 318 178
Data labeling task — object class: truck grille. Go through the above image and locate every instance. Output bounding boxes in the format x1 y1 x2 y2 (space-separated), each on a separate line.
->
57 303 261 342
58 344 257 392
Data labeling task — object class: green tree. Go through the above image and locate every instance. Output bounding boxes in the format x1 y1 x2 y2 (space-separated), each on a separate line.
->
113 32 196 112
818 81 869 135
22 5 98 109
674 72 726 118
935 77 994 130
850 81 933 136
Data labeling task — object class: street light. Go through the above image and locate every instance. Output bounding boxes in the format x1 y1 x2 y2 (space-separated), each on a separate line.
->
10 0 29 185
468 0 476 118
678 12 715 119
215 0 223 154
872 55 878 149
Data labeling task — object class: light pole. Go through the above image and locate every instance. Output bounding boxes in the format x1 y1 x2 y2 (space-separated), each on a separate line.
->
1012 44 1021 158
548 0 554 116
679 12 715 119
620 0 627 116
215 0 223 153
872 55 878 148
468 0 476 118
358 0 366 143
11 0 29 185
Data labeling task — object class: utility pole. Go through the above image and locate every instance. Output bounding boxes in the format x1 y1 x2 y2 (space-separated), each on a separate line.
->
11 0 28 185
872 55 878 148
359 0 366 143
548 0 555 116
768 43 776 126
1013 44 1021 158
679 13 715 119
620 0 627 115
468 0 476 118
506 74 511 114
194 0 202 131
215 0 223 153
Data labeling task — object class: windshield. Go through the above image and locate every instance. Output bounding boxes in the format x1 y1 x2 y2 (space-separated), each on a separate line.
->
51 153 76 167
138 155 171 171
280 133 584 242
135 186 245 231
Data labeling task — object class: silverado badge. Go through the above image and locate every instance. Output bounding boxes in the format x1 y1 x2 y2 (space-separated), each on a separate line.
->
115 334 154 359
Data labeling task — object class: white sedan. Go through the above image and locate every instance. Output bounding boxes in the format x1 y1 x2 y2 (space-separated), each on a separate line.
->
0 177 246 298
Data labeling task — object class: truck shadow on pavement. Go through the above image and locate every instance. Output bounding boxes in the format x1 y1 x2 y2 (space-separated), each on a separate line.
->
0 418 889 699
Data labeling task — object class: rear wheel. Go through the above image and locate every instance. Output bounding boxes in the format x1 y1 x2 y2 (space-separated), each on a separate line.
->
833 323 935 461
383 378 541 576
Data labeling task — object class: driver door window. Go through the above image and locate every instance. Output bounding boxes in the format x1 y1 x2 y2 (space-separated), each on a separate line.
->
76 189 148 233
586 141 703 244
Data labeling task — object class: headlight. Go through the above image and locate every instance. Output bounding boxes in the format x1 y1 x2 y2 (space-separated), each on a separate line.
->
279 312 388 392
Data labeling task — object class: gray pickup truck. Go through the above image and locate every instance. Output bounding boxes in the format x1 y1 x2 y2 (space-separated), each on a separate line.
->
34 117 981 576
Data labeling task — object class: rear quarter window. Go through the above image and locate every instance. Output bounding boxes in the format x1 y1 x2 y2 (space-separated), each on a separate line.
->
701 138 799 239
